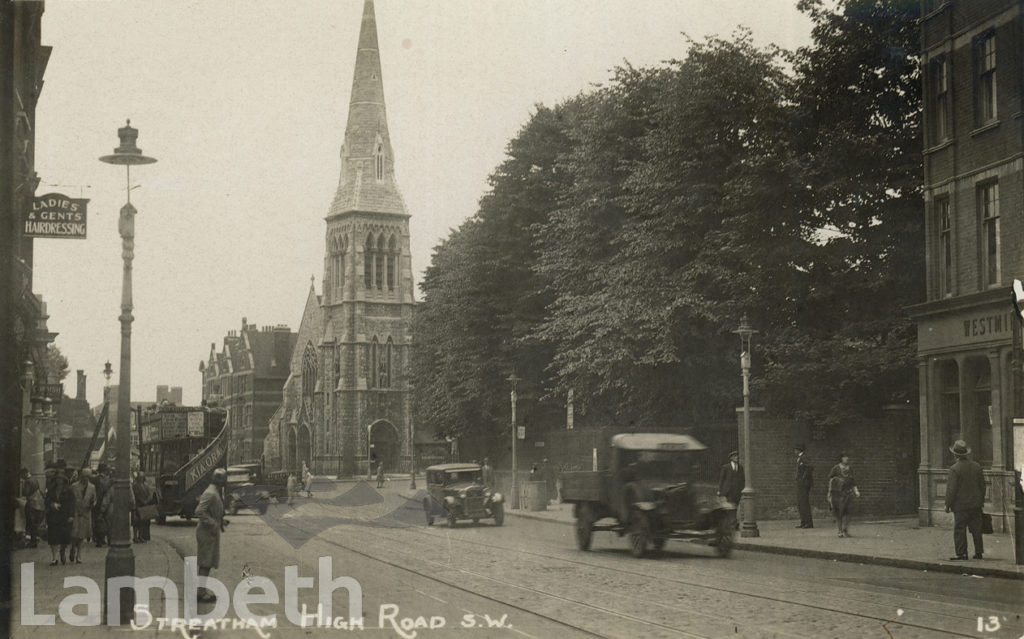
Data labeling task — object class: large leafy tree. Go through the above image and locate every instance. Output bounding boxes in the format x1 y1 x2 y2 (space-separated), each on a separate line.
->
760 0 923 423
412 103 577 444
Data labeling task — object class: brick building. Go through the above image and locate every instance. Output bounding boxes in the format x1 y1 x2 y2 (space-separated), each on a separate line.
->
265 0 416 476
200 318 296 464
910 0 1023 531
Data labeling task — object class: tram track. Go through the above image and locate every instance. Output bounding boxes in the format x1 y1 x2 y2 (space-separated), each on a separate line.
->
268 505 1003 638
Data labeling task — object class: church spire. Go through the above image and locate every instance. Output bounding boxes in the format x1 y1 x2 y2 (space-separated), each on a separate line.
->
328 0 407 218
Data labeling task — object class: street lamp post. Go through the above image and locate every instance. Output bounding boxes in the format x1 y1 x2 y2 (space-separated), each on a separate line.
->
734 314 760 538
507 373 520 510
100 120 156 624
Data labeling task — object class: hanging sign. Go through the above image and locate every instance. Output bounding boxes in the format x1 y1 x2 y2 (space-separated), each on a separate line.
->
24 193 88 239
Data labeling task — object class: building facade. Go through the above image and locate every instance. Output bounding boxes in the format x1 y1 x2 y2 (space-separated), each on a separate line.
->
267 0 416 476
912 0 1023 530
200 318 296 464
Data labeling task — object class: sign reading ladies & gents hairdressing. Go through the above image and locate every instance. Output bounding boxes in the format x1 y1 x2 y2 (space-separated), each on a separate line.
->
24 193 88 239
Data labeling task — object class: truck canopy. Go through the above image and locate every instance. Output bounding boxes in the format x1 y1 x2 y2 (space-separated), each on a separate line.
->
610 433 707 451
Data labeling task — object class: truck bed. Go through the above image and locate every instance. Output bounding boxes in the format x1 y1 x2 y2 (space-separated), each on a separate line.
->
559 470 612 503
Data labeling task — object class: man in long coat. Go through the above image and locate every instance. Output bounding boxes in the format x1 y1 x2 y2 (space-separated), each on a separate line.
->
195 468 228 602
945 440 986 560
717 451 745 506
795 445 814 528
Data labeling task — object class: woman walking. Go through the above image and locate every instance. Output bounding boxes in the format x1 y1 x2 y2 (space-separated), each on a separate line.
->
827 452 861 537
45 470 75 565
70 469 96 563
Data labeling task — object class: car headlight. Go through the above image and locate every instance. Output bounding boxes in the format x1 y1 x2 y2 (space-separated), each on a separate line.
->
490 492 503 503
444 496 456 505
459 490 467 498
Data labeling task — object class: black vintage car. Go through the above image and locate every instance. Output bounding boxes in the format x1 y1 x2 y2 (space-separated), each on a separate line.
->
224 465 271 515
423 463 504 527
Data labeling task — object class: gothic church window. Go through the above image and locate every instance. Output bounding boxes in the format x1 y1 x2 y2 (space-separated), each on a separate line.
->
387 235 397 291
369 337 379 389
376 144 384 181
364 233 374 289
375 235 385 290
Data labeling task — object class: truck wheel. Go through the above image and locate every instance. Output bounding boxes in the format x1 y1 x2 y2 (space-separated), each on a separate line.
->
715 516 734 558
629 512 650 558
447 512 458 528
492 502 504 526
575 503 594 551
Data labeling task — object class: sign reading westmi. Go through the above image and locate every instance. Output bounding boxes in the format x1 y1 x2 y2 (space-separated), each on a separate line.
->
24 193 88 239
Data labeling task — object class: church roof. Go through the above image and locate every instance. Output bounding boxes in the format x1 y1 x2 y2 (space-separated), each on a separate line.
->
327 0 408 219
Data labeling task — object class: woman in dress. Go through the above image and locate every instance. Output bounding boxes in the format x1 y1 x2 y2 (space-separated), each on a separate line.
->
70 468 96 563
45 471 75 565
827 452 861 537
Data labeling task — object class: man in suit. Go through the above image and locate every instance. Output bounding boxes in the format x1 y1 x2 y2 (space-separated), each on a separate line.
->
945 440 986 560
195 468 229 602
795 445 814 528
717 451 745 506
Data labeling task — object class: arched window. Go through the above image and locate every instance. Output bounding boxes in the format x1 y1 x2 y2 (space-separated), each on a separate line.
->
383 337 394 388
375 235 385 290
376 144 384 181
301 342 318 413
332 234 346 301
364 233 374 289
369 337 379 389
387 235 397 291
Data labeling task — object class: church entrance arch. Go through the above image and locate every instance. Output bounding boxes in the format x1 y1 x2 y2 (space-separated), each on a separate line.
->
367 420 399 476
285 427 297 472
297 424 312 472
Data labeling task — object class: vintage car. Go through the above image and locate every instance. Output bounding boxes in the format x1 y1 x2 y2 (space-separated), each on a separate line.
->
423 463 504 527
560 433 735 558
224 465 271 515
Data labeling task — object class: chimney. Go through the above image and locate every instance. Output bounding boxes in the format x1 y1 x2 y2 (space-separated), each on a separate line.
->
76 370 86 400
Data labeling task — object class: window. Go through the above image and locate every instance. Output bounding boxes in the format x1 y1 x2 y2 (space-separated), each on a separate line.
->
387 235 397 291
375 235 385 290
979 182 999 286
376 144 384 181
364 233 374 289
938 198 952 297
978 33 996 123
933 57 949 142
369 337 379 389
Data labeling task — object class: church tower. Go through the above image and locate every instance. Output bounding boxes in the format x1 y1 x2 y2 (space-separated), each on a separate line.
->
318 0 415 476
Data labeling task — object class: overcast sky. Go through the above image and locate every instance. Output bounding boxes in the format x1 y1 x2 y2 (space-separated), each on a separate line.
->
31 0 814 408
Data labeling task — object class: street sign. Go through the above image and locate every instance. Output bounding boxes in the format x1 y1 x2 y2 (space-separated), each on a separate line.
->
517 426 525 440
24 193 89 239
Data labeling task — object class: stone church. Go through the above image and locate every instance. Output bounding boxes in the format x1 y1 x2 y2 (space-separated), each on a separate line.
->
265 0 415 476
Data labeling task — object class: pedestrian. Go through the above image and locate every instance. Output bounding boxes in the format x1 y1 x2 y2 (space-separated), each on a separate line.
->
70 468 97 563
44 469 75 566
286 471 298 505
827 453 860 537
794 445 814 528
303 463 314 498
92 464 112 547
21 468 44 548
194 467 229 602
945 440 986 560
717 451 745 507
481 458 494 487
376 462 386 489
132 472 156 542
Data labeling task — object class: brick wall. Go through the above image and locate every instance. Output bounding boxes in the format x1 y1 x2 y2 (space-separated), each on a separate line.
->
741 407 919 520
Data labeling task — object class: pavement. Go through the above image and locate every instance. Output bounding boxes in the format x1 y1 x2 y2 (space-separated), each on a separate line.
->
506 499 1024 580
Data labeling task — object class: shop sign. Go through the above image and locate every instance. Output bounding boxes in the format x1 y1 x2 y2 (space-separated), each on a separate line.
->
24 193 88 239
919 310 1013 352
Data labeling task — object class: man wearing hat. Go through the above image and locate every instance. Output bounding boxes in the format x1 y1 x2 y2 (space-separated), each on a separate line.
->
945 440 986 560
718 451 745 508
795 445 814 528
194 467 229 602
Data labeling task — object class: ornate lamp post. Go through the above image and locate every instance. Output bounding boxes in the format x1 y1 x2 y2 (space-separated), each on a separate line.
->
507 373 520 510
733 314 760 538
103 360 113 402
100 120 156 624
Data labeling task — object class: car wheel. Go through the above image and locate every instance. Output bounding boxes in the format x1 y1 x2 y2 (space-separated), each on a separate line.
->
575 503 594 551
629 512 650 558
492 502 504 527
155 515 166 525
422 498 434 526
472 518 480 524
258 503 268 515
230 501 240 516
652 537 666 551
715 515 734 558
447 512 457 528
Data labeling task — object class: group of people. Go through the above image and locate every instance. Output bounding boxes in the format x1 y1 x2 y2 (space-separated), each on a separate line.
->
15 460 159 566
718 446 861 537
285 462 315 504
